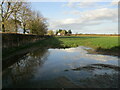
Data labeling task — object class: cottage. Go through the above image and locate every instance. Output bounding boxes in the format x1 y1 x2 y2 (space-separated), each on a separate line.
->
57 33 61 36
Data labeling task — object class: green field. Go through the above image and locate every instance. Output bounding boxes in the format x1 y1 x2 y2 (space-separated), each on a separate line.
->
55 36 119 49
41 36 119 56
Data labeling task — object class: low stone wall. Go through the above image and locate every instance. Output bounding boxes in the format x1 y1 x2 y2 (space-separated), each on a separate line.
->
2 33 50 49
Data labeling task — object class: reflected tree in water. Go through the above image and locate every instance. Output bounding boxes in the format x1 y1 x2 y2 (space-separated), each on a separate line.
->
2 48 49 88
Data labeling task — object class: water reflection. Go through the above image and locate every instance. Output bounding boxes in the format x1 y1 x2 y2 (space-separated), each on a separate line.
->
2 48 49 88
2 46 119 88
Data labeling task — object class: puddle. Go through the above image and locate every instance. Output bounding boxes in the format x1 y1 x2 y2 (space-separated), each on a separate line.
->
2 46 119 88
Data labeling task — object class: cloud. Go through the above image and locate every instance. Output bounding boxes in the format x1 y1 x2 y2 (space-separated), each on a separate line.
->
64 2 96 8
48 1 118 34
81 8 117 21
49 7 117 29
64 0 119 9
111 0 119 6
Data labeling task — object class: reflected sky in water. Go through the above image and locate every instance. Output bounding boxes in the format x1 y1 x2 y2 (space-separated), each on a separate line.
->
2 46 119 88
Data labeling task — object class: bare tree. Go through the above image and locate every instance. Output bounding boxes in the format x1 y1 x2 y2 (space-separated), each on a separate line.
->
0 0 23 32
18 2 31 34
12 2 23 33
0 0 11 32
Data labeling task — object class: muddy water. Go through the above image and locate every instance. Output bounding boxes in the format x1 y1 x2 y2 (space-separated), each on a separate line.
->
2 46 119 88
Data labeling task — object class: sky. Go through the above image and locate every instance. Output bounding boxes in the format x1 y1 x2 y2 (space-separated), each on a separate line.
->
31 1 118 34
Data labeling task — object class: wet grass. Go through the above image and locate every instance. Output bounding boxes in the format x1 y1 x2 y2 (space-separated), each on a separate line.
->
70 64 120 71
64 63 120 72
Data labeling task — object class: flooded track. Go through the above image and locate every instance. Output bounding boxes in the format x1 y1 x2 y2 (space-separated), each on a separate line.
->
2 46 119 88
